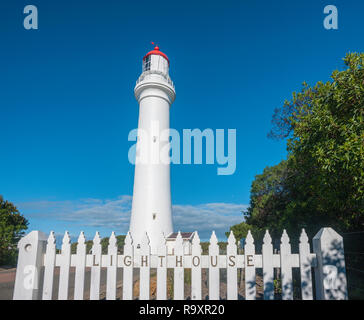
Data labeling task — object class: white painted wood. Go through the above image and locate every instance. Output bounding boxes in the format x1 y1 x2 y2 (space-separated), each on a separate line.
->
244 231 256 300
209 231 219 300
226 231 237 300
299 229 313 300
122 232 134 300
262 230 274 300
191 231 202 300
42 231 56 300
156 232 167 300
237 255 244 269
280 230 293 300
174 231 184 300
106 232 117 300
74 231 86 300
13 231 48 300
139 232 150 300
313 227 348 300
90 232 102 300
58 231 71 300
13 227 348 301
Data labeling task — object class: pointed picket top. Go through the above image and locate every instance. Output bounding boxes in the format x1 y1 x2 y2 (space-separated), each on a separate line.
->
76 231 86 256
156 231 166 247
227 231 237 257
175 231 183 246
245 230 254 245
125 231 133 246
209 231 218 246
281 229 290 245
141 232 150 246
62 231 71 245
313 227 343 242
77 231 86 245
47 231 56 245
299 229 309 244
191 231 201 256
93 232 101 245
192 231 200 245
174 231 184 257
228 231 236 246
108 231 116 245
139 231 151 261
263 230 272 245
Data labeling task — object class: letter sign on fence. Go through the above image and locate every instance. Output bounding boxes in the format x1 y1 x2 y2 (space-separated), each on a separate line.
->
13 228 348 301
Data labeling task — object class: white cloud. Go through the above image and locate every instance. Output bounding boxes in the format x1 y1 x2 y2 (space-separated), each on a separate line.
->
172 203 247 240
17 196 247 241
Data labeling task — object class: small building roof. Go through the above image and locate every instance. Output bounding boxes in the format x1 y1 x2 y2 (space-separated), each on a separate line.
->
166 232 194 240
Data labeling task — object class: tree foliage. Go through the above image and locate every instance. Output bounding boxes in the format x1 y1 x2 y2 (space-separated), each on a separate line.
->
225 222 255 242
0 195 29 265
229 53 364 241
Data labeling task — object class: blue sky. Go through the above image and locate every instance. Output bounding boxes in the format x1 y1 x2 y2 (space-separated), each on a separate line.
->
1 0 363 243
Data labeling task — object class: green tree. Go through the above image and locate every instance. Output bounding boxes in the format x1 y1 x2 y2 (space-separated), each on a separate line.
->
0 196 29 265
278 53 364 234
243 161 292 237
225 221 255 242
229 53 364 241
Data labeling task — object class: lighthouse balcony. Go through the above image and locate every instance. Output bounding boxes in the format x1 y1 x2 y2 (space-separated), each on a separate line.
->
136 70 175 89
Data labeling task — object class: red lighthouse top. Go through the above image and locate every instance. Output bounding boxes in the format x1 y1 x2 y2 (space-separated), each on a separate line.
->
143 46 170 65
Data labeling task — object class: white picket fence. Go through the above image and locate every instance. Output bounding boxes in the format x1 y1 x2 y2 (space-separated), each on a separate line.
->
13 227 348 300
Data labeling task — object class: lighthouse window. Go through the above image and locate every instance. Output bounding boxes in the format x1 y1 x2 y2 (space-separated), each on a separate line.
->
144 55 151 71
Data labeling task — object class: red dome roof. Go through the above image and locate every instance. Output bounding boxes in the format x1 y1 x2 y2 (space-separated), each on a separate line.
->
143 46 170 65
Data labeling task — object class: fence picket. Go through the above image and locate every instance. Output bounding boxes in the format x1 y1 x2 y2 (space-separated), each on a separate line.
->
12 227 348 301
122 232 133 300
209 231 219 300
299 229 313 300
106 232 117 300
90 232 102 300
58 231 71 300
191 231 202 300
174 231 184 300
156 232 167 300
262 230 274 300
280 230 293 300
226 231 237 300
139 232 150 300
244 230 256 300
313 228 348 300
42 231 56 300
74 231 86 300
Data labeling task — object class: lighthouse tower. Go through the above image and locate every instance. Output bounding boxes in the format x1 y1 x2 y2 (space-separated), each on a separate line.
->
129 46 176 253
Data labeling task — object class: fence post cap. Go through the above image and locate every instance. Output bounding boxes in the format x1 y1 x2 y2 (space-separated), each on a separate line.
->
17 230 48 249
313 227 343 242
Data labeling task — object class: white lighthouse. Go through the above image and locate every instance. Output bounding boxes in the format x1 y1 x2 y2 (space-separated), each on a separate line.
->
129 45 176 253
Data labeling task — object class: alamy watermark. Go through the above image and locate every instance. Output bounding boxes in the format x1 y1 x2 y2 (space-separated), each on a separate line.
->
128 122 236 176
23 5 339 31
23 5 38 30
324 5 338 30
